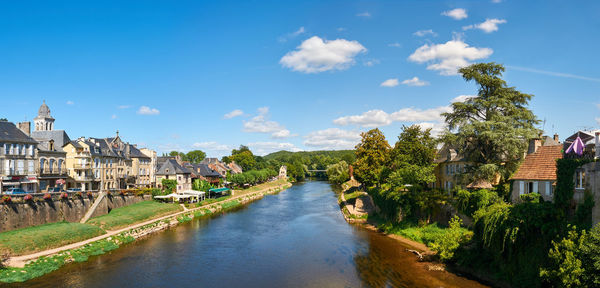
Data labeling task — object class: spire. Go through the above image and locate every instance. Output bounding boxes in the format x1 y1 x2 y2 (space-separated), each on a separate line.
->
36 100 53 119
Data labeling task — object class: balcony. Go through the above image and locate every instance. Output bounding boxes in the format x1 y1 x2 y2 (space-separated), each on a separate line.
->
74 152 91 158
0 168 31 176
74 163 91 169
75 175 93 181
37 168 68 176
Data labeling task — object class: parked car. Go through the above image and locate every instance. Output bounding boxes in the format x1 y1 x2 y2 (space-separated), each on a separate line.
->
66 188 82 192
48 187 66 193
4 188 26 194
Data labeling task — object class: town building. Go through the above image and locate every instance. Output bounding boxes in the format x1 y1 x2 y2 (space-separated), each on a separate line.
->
0 121 38 192
30 102 70 191
63 139 93 191
510 137 563 202
156 158 192 192
186 163 223 185
140 148 157 187
433 144 469 191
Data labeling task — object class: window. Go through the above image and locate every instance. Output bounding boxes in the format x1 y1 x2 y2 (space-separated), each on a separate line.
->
28 160 34 173
546 181 552 196
576 170 585 189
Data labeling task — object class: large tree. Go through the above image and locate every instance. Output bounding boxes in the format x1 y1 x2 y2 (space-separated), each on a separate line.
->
388 125 437 188
230 145 256 171
186 150 206 163
354 128 391 187
441 62 539 183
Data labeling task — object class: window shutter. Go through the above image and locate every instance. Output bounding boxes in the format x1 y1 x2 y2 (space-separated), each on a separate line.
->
533 181 538 194
519 181 524 195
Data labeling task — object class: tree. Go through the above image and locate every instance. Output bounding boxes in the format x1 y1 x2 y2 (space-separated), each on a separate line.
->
186 150 206 163
231 150 256 171
0 118 6 122
168 151 186 161
441 63 539 183
388 125 437 188
326 161 350 184
354 128 391 187
161 179 177 192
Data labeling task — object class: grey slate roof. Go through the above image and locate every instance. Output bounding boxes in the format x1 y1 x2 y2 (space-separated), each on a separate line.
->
128 144 150 159
31 130 71 151
189 163 222 178
0 122 38 144
157 159 191 175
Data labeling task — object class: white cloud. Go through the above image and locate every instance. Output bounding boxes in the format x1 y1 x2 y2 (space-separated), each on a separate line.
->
356 12 371 17
388 42 402 48
408 39 493 75
304 128 361 150
192 141 232 151
337 27 347 32
111 114 117 119
364 59 380 67
333 106 451 127
247 142 301 156
597 118 600 125
243 107 293 139
137 106 160 115
451 95 477 103
401 77 429 87
442 8 468 20
278 26 306 42
117 105 130 109
415 122 446 137
463 18 507 33
224 109 244 119
414 29 437 37
280 36 367 73
66 100 74 105
380 78 399 87
492 0 502 3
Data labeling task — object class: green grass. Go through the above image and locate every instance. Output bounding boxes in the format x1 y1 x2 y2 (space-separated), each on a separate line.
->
371 216 470 247
87 201 182 230
220 200 241 210
0 222 106 256
344 191 363 204
240 178 287 193
0 233 135 283
188 195 231 208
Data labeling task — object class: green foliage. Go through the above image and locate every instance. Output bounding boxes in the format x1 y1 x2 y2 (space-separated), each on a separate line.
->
455 188 502 217
555 158 590 213
430 216 473 261
220 200 241 210
354 128 391 187
441 62 540 183
389 125 437 188
185 150 206 163
540 227 584 288
227 168 277 187
326 161 349 184
192 179 214 192
520 192 542 203
574 190 595 230
161 179 177 192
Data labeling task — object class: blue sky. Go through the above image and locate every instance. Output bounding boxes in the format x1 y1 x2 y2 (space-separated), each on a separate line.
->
1 1 599 157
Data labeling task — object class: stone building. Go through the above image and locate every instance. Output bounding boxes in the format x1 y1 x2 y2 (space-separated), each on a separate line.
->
156 158 192 192
0 121 38 192
30 101 70 191
140 148 157 187
433 144 469 191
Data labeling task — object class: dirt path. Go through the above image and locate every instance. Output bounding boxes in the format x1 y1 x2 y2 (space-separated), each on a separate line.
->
7 182 292 268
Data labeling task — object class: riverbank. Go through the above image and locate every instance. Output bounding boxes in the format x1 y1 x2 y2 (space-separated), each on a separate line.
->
0 180 292 283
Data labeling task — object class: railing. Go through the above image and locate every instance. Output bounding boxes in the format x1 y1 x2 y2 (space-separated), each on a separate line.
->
37 168 67 175
74 163 91 169
75 175 93 181
74 152 91 157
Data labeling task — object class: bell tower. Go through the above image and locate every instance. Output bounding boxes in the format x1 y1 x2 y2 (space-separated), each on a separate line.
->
34 100 55 131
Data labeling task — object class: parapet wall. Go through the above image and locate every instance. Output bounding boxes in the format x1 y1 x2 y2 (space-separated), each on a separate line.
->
0 195 152 232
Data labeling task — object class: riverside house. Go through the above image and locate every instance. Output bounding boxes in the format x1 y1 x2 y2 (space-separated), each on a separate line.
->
510 137 563 202
0 121 38 193
156 158 192 192
433 144 469 191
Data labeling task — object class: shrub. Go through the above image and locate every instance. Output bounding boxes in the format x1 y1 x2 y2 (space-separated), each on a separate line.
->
429 216 473 261
60 192 68 199
520 192 542 203
86 191 93 197
1 195 11 203
76 191 83 198
119 190 125 196
24 194 33 202
43 193 52 200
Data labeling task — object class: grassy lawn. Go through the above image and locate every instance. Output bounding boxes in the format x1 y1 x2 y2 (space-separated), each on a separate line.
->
87 201 183 230
344 191 363 204
0 222 106 256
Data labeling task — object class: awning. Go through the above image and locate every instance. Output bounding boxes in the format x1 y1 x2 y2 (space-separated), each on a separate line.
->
1 182 20 186
208 188 231 193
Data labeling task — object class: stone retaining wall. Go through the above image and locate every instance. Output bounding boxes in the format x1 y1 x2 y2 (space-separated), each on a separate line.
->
0 195 152 232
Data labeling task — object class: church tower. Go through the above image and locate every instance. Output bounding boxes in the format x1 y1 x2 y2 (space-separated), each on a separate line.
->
34 100 55 131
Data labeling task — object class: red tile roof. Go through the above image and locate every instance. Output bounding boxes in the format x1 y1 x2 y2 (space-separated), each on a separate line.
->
511 145 563 181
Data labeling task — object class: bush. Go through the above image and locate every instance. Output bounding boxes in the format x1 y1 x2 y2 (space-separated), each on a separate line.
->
43 193 52 200
1 195 11 203
429 216 473 261
161 179 177 192
454 188 502 217
520 192 542 203
60 192 68 199
24 194 33 202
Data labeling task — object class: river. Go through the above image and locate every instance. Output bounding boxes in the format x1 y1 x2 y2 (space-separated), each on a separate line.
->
13 181 488 288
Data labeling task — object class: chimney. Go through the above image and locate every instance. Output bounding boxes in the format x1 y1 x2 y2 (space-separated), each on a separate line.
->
528 138 542 154
596 132 600 159
17 122 30 136
554 133 559 143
